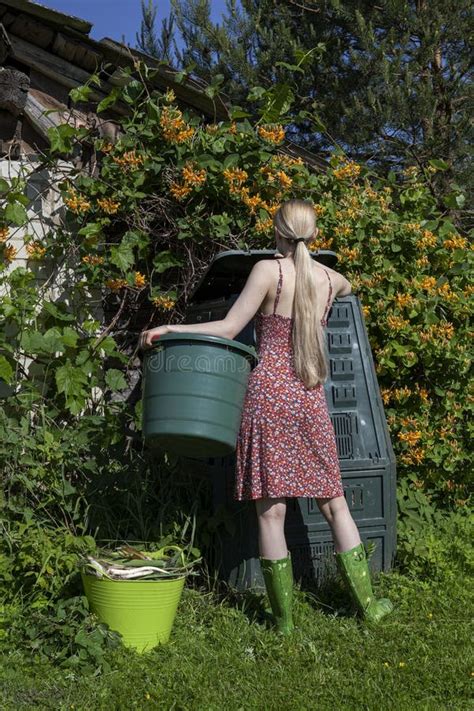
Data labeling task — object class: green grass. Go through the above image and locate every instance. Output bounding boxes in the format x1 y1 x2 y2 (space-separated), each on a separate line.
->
0 568 472 711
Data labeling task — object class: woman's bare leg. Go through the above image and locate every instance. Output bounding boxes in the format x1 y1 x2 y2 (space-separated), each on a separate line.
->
255 497 288 559
317 495 361 553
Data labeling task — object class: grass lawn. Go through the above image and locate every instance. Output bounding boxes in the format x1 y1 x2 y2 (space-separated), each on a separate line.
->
0 566 472 710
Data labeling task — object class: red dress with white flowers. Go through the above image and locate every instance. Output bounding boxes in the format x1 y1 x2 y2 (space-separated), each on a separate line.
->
234 259 344 501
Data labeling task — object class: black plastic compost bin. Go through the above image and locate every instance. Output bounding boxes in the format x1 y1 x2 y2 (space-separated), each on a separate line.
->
183 249 397 591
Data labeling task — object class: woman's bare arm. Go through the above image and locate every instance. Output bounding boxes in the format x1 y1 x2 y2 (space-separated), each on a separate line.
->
167 260 268 339
323 265 352 296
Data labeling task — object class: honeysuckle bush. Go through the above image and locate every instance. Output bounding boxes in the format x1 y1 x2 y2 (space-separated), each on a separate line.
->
0 59 472 631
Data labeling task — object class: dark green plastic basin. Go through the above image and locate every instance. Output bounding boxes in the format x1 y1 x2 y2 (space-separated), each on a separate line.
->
142 333 258 458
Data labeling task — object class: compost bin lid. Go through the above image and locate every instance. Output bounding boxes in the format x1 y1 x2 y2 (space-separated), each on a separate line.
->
189 249 338 304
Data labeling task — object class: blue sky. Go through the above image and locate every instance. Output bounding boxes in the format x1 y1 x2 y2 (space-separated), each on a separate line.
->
38 0 227 48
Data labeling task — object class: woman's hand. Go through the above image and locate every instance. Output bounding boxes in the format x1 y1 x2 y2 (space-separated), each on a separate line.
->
139 324 170 350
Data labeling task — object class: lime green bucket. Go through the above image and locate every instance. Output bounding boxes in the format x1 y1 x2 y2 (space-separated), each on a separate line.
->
82 574 186 652
142 333 258 458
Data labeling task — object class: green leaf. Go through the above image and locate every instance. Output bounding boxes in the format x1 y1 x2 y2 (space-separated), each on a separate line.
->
43 328 65 354
69 85 93 104
429 159 449 171
222 154 241 169
62 327 79 348
55 362 88 398
47 124 77 154
78 222 103 238
0 178 9 193
247 86 267 100
43 301 75 322
0 355 13 384
153 250 184 273
96 87 122 113
110 242 135 271
229 107 251 120
260 83 293 123
444 191 465 209
105 368 127 391
5 202 27 225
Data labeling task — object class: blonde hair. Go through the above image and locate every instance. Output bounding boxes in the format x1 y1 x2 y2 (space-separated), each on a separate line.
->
273 198 329 388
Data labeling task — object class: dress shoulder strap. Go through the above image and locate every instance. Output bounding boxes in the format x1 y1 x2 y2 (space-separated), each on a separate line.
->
273 260 283 315
321 268 333 325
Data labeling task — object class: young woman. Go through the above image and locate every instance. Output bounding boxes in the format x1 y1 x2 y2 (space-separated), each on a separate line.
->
139 199 394 634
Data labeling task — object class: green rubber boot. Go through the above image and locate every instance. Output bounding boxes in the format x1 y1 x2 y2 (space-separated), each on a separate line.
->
334 542 394 624
260 551 295 635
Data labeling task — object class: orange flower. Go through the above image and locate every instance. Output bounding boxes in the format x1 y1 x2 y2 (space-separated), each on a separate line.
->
134 271 147 288
398 430 422 446
334 225 351 237
443 235 467 250
338 246 360 262
0 226 9 243
417 230 437 249
223 168 248 185
387 315 409 330
395 293 414 309
97 197 120 214
275 170 292 188
82 254 104 266
64 189 91 213
152 294 176 310
3 244 17 262
112 150 144 169
393 386 411 401
106 278 128 292
437 282 457 302
255 217 273 234
163 89 176 103
333 161 361 180
308 235 334 251
26 241 47 260
419 276 437 292
182 162 207 186
257 124 285 144
170 182 192 201
160 106 195 144
380 388 391 405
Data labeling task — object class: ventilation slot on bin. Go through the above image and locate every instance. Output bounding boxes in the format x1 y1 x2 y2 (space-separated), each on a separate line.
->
291 542 337 582
328 333 352 354
331 413 355 459
328 304 351 328
346 483 364 511
332 384 357 408
330 358 354 381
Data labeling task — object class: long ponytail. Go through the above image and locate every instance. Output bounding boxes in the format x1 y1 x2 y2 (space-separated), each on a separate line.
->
273 199 329 388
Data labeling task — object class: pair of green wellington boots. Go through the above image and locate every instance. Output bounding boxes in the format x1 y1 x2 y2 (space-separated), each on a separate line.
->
260 542 393 634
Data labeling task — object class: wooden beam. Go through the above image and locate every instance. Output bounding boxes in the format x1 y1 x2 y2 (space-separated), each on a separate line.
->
8 33 127 115
0 0 92 34
23 90 63 140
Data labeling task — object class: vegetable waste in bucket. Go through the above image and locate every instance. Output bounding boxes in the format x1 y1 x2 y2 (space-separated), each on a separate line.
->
82 574 185 652
141 333 258 458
